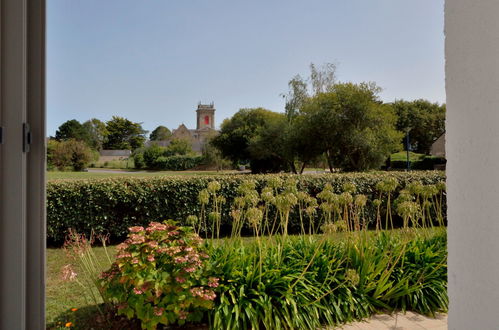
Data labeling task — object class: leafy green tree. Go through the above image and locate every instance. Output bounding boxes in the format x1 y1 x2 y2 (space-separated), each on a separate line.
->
247 113 296 173
48 139 92 171
103 116 147 150
283 75 309 120
302 82 402 171
391 99 446 154
282 62 337 120
149 126 172 141
165 138 192 156
211 108 287 173
55 119 86 142
81 118 108 150
142 144 166 168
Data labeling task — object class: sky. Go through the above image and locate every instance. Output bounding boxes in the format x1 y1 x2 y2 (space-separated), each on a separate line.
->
47 0 445 136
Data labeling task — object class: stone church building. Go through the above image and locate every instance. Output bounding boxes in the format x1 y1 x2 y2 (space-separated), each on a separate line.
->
150 103 218 153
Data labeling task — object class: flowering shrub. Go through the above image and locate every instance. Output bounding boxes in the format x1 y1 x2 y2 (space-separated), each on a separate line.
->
100 221 218 329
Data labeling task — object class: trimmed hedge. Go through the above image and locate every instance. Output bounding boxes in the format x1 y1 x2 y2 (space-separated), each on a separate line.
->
47 171 445 245
153 155 203 170
391 156 446 170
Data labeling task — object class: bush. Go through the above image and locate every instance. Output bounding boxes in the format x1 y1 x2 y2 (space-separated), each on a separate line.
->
143 144 165 168
101 221 217 329
47 139 93 171
101 227 447 329
391 156 446 170
153 155 203 170
208 231 447 328
47 172 445 244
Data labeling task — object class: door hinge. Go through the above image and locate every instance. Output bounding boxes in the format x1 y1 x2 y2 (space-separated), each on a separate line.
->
23 123 31 152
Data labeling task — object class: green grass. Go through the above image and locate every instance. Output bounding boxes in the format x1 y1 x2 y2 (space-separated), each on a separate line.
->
46 245 116 325
46 169 242 180
390 151 427 162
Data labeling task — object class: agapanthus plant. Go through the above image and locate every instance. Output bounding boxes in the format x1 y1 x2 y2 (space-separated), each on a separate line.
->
100 220 218 330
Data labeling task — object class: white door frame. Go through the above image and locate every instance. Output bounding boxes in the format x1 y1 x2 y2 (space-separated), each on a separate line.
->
0 0 45 329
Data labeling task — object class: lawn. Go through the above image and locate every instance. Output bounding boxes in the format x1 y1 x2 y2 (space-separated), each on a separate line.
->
390 151 427 162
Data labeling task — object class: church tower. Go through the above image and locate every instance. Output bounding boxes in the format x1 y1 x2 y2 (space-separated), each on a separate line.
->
196 102 215 130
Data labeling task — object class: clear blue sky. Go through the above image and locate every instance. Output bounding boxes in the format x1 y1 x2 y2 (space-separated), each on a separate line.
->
47 0 445 136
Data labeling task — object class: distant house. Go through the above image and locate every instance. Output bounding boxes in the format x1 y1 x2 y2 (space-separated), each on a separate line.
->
99 149 131 162
146 103 219 153
430 132 445 158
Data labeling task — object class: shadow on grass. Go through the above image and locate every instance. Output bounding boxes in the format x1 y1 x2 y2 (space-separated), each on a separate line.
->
47 304 209 330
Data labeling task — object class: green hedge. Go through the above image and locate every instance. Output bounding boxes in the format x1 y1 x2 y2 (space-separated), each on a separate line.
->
152 155 203 170
391 156 446 170
47 172 446 245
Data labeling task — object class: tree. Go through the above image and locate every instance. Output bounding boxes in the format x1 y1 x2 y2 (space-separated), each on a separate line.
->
211 108 288 173
48 139 93 171
309 62 337 94
391 99 446 154
55 119 86 141
81 118 108 150
283 75 309 120
103 116 147 150
282 62 337 120
165 138 192 156
202 132 232 171
301 82 402 171
149 126 172 141
247 112 294 173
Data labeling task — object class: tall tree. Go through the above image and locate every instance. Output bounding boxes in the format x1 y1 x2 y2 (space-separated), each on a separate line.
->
391 99 446 154
82 118 108 150
55 119 86 142
301 82 402 171
247 113 296 173
149 126 172 141
309 62 337 94
211 108 288 173
103 116 147 150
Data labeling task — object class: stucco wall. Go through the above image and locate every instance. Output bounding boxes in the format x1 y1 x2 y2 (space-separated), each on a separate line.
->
446 1 499 329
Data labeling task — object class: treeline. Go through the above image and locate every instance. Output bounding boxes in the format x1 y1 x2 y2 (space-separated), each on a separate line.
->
212 63 445 173
49 63 445 173
48 116 149 170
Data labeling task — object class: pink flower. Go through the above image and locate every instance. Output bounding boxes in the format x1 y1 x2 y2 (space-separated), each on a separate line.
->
168 231 180 237
203 290 216 301
174 257 187 264
175 276 186 283
147 255 155 262
116 242 129 251
132 258 139 264
184 267 196 273
146 222 168 232
61 264 77 281
129 226 144 233
153 307 164 316
133 287 143 295
208 277 219 288
147 241 158 248
184 247 193 252
117 252 132 259
178 310 188 320
130 234 145 244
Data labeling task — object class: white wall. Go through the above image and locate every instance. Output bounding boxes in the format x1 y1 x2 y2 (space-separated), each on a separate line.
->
446 1 499 329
